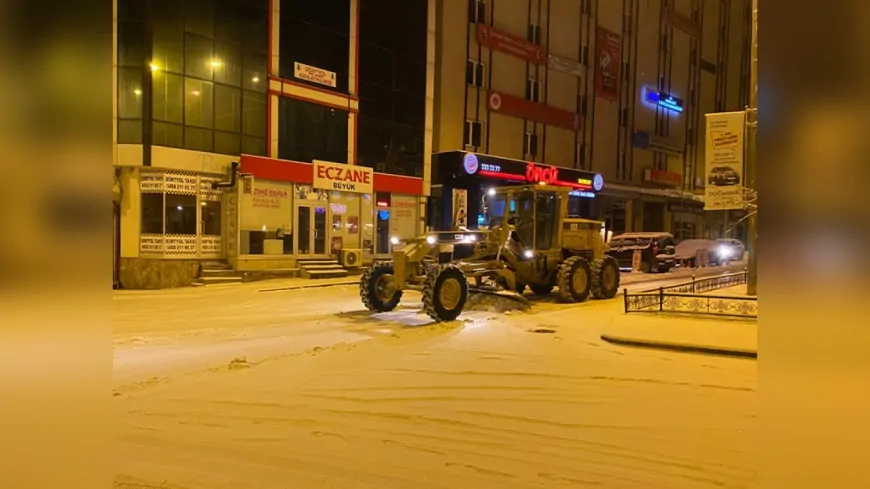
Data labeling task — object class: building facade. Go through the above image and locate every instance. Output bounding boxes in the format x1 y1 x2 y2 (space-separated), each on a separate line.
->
113 0 433 288
429 0 751 241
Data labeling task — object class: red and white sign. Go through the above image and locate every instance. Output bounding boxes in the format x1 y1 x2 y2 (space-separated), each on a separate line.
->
477 24 546 64
294 62 337 88
313 160 373 194
595 27 621 102
479 161 595 191
487 91 581 131
548 54 584 78
643 168 683 187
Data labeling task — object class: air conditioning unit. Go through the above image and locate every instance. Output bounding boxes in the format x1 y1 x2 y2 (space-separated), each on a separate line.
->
339 249 362 267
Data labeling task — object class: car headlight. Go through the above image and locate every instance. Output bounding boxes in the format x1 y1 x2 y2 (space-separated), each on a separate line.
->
523 250 534 259
390 236 400 245
718 245 731 257
426 235 436 245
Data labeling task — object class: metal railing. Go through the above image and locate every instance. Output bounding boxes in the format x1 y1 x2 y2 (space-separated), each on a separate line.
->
623 270 758 318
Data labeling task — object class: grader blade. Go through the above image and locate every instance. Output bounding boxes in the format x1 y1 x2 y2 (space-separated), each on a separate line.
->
465 286 531 313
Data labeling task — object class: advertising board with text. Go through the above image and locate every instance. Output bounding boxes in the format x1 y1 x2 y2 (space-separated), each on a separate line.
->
487 91 581 131
240 180 292 230
595 27 621 102
477 24 546 64
704 111 746 211
294 62 337 88
313 160 373 194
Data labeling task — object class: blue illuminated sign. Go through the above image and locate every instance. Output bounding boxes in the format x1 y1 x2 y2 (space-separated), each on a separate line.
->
645 91 684 113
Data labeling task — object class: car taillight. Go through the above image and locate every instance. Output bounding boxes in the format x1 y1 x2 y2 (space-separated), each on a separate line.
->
653 242 659 254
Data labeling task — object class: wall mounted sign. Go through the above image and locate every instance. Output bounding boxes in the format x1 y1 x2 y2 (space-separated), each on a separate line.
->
594 27 621 102
476 24 546 64
459 152 602 193
643 168 683 187
487 91 581 131
663 7 701 38
294 62 337 88
548 54 583 78
632 130 685 156
312 160 373 194
645 91 684 113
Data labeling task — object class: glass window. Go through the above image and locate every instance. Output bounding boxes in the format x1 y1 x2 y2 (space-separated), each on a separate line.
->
117 67 143 119
152 71 184 123
214 131 241 155
184 33 215 80
164 194 198 234
535 192 556 249
278 97 348 163
201 201 222 235
141 193 164 234
153 121 183 147
242 90 266 137
214 84 241 132
184 0 215 38
243 136 266 156
118 120 142 144
184 77 214 128
243 68 266 92
184 126 213 152
214 42 243 87
152 23 184 73
117 22 145 67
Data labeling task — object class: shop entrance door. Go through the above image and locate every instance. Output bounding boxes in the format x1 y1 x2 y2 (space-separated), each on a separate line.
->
295 205 328 256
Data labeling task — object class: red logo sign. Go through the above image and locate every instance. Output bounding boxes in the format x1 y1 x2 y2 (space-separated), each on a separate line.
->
595 27 622 102
487 91 581 131
477 25 546 64
525 163 559 184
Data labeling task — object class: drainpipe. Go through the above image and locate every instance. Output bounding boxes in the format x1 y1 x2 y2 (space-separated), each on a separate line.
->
212 161 240 189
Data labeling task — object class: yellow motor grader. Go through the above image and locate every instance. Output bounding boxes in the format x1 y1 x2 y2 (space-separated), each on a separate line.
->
359 184 621 322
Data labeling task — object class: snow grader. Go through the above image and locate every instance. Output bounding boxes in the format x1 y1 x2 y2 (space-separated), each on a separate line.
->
359 184 621 322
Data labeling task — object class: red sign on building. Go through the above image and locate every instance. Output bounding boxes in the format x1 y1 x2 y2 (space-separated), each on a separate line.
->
487 91 581 131
644 168 683 187
477 24 546 64
594 27 621 102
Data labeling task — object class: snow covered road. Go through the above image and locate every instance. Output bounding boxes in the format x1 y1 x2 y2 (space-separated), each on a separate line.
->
113 267 756 489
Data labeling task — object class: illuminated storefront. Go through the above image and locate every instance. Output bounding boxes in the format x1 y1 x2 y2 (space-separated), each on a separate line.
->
237 154 423 266
429 151 604 230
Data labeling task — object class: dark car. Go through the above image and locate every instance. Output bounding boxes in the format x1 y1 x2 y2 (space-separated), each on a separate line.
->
607 232 677 273
708 165 741 186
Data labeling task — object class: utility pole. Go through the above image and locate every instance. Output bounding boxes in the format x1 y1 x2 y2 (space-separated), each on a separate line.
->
745 0 758 295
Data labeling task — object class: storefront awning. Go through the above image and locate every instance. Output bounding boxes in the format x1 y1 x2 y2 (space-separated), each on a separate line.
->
598 182 705 203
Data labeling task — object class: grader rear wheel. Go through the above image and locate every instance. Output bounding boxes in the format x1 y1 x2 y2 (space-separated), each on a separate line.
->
591 255 620 299
422 264 469 322
359 262 403 312
556 256 592 303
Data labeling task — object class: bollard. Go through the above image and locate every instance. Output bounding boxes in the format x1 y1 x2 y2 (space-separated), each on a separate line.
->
659 287 664 312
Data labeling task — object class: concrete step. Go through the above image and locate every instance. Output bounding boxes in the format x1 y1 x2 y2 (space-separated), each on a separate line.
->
297 260 340 266
300 264 346 271
201 261 232 269
197 276 244 285
200 269 240 277
304 269 349 279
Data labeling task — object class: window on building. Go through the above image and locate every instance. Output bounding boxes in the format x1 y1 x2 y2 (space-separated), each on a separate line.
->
279 5 350 93
165 194 198 235
526 78 542 103
527 24 543 44
523 132 539 157
117 0 268 154
466 59 485 88
278 97 349 164
141 193 165 234
465 120 483 148
468 0 487 23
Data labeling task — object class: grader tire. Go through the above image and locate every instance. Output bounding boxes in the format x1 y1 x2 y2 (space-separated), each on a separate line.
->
591 255 621 299
359 262 403 312
556 256 592 303
422 264 469 322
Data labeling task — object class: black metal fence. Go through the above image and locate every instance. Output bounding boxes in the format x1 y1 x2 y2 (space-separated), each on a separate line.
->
623 271 758 318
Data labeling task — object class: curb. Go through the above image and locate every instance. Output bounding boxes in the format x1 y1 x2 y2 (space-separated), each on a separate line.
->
600 334 757 359
259 280 359 293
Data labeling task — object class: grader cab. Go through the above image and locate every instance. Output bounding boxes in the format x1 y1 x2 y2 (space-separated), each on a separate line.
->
359 184 621 322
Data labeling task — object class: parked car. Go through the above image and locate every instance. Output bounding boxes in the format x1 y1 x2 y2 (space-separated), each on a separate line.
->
708 165 741 186
675 238 744 266
607 232 676 273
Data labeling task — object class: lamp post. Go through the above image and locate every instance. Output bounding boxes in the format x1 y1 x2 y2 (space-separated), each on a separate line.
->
745 0 758 295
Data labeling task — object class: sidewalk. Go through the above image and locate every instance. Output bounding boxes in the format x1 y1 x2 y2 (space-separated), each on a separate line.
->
601 313 757 358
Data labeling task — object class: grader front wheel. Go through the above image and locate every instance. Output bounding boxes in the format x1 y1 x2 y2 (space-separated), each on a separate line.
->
422 264 469 322
591 255 620 299
360 261 403 312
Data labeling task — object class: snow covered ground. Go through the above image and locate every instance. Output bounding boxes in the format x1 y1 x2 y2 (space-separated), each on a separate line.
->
113 266 756 489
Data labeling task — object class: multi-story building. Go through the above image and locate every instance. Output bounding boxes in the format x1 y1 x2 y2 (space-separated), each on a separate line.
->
113 0 432 288
429 0 752 240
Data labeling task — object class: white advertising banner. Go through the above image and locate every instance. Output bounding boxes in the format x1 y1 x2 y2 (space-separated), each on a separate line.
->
704 111 746 211
452 189 468 228
389 195 418 240
313 160 373 194
548 54 584 78
294 62 337 88
240 180 293 231
140 172 165 193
